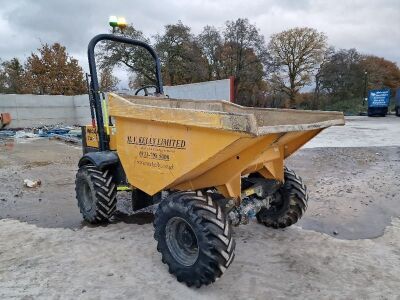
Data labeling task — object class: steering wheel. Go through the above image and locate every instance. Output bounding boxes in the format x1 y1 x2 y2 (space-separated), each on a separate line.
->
134 85 158 96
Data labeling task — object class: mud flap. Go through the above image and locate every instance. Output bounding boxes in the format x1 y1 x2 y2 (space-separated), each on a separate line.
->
78 151 119 170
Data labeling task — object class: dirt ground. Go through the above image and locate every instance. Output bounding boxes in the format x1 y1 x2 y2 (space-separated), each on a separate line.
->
1 116 400 299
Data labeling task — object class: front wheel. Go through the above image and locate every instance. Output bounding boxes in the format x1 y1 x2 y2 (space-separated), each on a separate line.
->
154 191 235 287
75 164 117 223
256 167 308 228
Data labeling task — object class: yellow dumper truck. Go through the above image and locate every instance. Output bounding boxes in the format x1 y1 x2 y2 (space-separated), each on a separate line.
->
76 33 344 287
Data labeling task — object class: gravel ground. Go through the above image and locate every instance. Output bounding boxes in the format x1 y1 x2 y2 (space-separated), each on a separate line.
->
0 116 399 299
1 217 399 299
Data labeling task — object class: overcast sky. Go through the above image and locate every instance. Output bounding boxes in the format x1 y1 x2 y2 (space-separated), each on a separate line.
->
0 0 399 73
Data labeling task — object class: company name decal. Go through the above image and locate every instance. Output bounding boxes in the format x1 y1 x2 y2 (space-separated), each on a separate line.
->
127 136 186 149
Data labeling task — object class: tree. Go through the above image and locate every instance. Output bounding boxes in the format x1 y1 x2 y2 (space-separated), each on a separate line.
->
313 47 334 109
98 25 156 87
318 48 363 101
268 27 327 108
155 21 208 85
96 19 269 104
99 67 120 92
0 64 5 93
197 26 223 80
361 55 400 91
23 43 86 95
0 58 24 94
314 51 400 109
220 18 269 104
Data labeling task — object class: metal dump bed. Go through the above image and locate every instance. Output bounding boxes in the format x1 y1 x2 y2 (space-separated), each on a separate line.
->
106 93 344 198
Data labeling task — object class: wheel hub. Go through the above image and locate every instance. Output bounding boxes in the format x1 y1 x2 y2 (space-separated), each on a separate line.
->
180 227 195 247
165 217 199 266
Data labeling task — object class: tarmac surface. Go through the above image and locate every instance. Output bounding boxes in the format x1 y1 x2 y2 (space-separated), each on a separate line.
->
0 115 399 299
304 115 400 148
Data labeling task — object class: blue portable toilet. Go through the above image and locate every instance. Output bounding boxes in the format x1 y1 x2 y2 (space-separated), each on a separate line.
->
368 89 390 117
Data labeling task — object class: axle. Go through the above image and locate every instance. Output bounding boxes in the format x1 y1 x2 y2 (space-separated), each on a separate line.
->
228 196 272 226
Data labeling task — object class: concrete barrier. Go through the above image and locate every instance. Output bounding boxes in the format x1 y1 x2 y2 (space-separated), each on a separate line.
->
164 78 233 101
0 94 91 128
0 78 233 128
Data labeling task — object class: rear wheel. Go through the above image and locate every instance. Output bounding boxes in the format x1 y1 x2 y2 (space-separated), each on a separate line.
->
75 164 117 223
154 191 235 287
256 167 308 228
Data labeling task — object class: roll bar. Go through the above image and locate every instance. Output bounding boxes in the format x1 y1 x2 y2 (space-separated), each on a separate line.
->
87 33 164 151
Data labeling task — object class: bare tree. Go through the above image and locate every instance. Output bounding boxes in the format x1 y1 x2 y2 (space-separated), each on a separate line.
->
221 18 269 104
197 26 223 80
97 19 269 104
0 61 5 93
98 25 156 85
268 27 327 108
155 21 208 85
99 67 120 92
313 47 334 109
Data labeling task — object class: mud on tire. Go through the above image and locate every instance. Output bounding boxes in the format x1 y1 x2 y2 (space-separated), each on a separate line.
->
75 164 117 223
257 167 308 228
154 191 235 287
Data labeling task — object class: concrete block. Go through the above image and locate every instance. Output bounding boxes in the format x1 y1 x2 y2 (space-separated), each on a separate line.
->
164 79 230 101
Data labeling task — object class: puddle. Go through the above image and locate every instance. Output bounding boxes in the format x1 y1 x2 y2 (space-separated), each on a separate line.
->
298 217 390 240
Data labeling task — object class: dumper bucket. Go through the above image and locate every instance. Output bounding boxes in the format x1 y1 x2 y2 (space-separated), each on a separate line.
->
108 93 344 199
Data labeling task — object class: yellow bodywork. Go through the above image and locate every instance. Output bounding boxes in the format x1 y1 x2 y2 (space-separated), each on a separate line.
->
85 93 344 201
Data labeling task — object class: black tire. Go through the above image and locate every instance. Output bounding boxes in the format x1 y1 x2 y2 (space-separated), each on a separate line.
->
396 107 400 117
256 167 308 228
154 191 235 287
75 164 117 223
